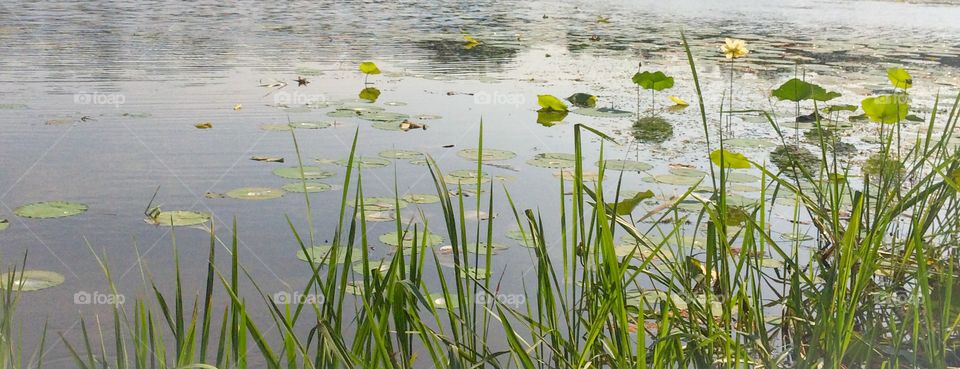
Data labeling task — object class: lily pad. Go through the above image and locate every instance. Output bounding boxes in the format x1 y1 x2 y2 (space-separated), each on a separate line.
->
273 166 336 179
225 187 284 200
599 159 653 172
724 138 777 149
572 107 633 118
862 94 909 123
537 95 568 112
668 167 707 177
505 229 537 248
0 219 7 231
642 174 703 186
457 148 516 161
281 182 333 193
554 170 603 182
444 170 490 184
567 93 597 108
335 157 391 169
402 194 441 204
0 270 64 291
710 149 751 169
371 120 405 131
296 245 362 265
150 210 211 226
288 121 332 129
14 201 87 219
358 111 409 122
351 197 408 211
527 153 577 168
379 231 443 248
632 71 674 91
429 292 459 309
379 149 424 160
632 116 673 143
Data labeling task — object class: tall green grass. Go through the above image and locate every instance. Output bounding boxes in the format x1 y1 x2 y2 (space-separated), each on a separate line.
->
4 34 959 369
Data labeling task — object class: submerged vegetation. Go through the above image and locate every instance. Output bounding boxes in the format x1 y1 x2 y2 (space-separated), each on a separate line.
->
5 32 960 369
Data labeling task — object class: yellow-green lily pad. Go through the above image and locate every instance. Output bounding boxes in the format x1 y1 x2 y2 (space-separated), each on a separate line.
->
14 201 87 219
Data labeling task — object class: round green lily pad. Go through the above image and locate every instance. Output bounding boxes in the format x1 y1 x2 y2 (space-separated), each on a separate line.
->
0 270 64 291
14 201 88 219
379 149 424 160
460 242 510 254
600 159 653 172
296 245 362 264
457 148 516 161
402 193 441 204
225 187 284 200
272 166 336 179
642 174 703 185
370 120 405 131
351 197 408 211
151 210 211 226
460 267 490 279
429 292 459 309
527 153 577 168
335 157 391 169
358 210 395 222
554 170 603 182
379 231 443 248
725 138 777 149
281 182 333 193
505 229 537 247
668 167 707 177
572 107 633 118
444 170 490 184
358 111 409 122
259 123 293 131
288 121 332 129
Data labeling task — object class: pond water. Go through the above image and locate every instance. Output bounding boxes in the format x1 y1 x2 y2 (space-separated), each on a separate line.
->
1 0 960 366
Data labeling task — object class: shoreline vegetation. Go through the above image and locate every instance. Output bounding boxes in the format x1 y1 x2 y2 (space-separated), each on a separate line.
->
4 33 960 368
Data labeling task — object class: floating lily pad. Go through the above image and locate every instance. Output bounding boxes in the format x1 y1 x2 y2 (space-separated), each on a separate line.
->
505 229 537 248
457 148 516 161
296 245 362 265
259 123 294 131
379 231 443 248
335 157 391 169
460 266 491 279
273 166 336 179
14 201 87 219
600 159 653 172
288 121 332 129
527 153 577 168
668 167 707 177
358 111 409 122
554 170 603 182
632 116 674 143
726 173 760 183
281 182 333 193
642 174 703 186
0 270 64 291
225 187 284 200
371 120 404 131
0 219 7 231
379 149 424 160
402 194 441 204
150 210 211 226
352 260 397 275
725 138 777 149
572 107 633 118
358 210 395 222
351 197 408 212
444 170 490 184
429 292 459 309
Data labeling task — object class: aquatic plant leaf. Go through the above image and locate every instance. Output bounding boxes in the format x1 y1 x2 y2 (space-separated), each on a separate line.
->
379 231 443 248
273 166 336 179
288 121 332 129
572 107 632 118
150 210 211 226
536 95 569 112
296 245 362 265
887 67 913 89
709 149 751 169
527 153 577 168
379 149 424 160
822 104 858 113
566 93 597 108
281 182 333 193
0 270 64 291
537 110 568 126
771 78 840 102
607 190 654 215
225 187 284 200
14 201 88 219
429 292 459 309
668 95 689 106
359 61 381 75
402 194 440 204
632 71 674 91
251 156 284 163
335 157 391 168
194 121 213 129
599 159 653 171
861 95 909 123
724 138 776 149
0 219 7 231
358 87 381 102
457 148 516 161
